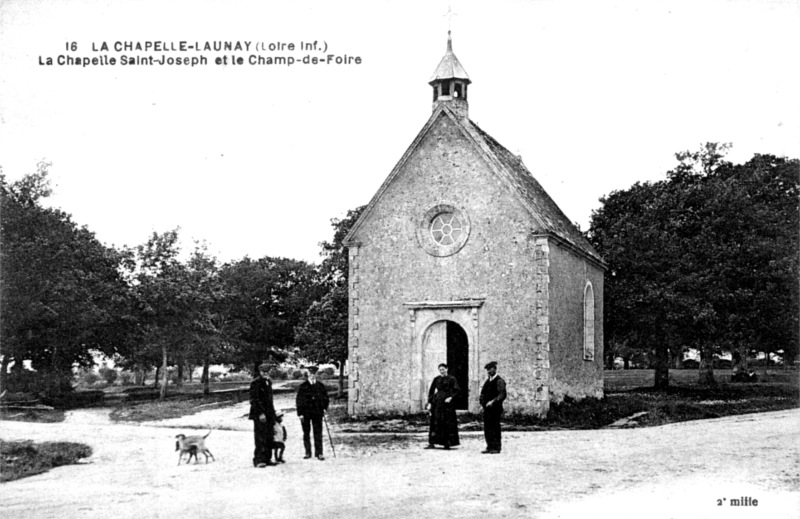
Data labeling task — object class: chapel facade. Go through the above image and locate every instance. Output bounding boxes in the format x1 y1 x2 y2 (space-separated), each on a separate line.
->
343 34 605 417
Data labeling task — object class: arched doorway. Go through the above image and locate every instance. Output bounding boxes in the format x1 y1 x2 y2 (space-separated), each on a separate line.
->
423 320 469 410
446 321 469 409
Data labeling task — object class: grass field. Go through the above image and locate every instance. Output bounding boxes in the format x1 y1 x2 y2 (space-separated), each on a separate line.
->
603 368 796 390
106 379 343 423
551 368 800 429
0 440 92 483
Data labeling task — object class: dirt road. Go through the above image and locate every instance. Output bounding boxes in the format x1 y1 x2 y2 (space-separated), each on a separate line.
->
1 404 798 519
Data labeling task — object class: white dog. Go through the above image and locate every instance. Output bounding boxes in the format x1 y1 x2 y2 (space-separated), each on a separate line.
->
175 430 215 465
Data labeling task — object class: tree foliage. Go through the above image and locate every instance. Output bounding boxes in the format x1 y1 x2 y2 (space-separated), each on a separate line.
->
589 145 799 387
318 205 366 288
1 163 132 394
125 230 195 398
220 256 320 373
294 205 365 395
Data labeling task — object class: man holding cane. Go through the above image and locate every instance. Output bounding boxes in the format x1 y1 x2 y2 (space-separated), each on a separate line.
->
296 365 330 461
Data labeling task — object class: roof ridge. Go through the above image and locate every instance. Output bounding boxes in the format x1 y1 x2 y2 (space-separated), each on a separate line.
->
466 120 604 264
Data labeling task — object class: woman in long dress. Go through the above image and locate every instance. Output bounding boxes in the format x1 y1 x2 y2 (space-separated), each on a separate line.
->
425 363 460 449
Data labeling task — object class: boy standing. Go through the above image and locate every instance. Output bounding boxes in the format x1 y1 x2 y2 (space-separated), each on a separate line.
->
273 413 287 463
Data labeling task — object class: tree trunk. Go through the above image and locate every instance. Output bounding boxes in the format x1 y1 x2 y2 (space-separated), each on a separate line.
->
698 346 717 387
0 355 10 392
203 352 211 396
673 348 684 369
176 358 184 387
154 366 160 387
653 342 670 390
732 342 748 376
604 344 616 370
159 344 168 399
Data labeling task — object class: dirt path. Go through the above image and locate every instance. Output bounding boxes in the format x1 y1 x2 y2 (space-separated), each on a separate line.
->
2 407 798 519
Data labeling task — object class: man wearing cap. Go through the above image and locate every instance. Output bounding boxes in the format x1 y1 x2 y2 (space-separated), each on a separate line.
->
479 361 507 454
296 365 330 460
249 363 278 467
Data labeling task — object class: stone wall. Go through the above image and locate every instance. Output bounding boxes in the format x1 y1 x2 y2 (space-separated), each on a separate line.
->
547 241 605 402
348 112 551 416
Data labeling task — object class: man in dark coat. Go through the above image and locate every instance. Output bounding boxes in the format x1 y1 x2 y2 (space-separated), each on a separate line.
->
295 365 330 460
249 363 277 467
479 361 507 454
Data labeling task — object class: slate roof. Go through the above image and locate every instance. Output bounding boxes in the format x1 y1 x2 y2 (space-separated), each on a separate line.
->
428 35 470 84
344 105 604 267
465 120 604 265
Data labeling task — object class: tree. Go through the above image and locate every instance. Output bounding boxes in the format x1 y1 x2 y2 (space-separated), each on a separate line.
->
706 154 800 373
221 256 320 374
318 205 366 288
588 145 799 388
126 230 193 399
294 285 349 395
1 163 132 395
183 243 245 394
588 179 682 388
294 205 366 396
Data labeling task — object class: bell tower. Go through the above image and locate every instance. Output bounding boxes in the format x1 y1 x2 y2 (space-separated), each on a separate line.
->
429 31 471 119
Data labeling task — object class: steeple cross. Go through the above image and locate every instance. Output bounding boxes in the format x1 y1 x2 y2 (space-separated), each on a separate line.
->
444 5 457 31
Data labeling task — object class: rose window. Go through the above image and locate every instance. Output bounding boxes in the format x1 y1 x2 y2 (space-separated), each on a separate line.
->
416 203 471 257
430 213 463 246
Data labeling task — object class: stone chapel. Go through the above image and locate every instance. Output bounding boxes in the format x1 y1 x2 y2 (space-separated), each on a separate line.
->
343 34 606 417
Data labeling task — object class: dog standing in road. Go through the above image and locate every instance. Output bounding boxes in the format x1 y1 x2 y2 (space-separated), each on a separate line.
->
175 430 215 465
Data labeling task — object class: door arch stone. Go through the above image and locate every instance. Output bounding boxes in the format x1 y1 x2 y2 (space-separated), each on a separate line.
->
405 300 483 412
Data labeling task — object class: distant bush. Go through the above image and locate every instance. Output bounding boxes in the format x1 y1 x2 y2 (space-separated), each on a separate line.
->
682 359 700 369
225 372 253 382
292 369 305 379
82 372 100 385
99 367 118 385
5 370 75 397
318 367 336 379
269 368 288 380
713 359 732 369
119 371 135 385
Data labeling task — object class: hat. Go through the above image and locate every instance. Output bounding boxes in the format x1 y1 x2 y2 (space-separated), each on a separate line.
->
484 361 497 370
305 365 319 373
258 363 273 372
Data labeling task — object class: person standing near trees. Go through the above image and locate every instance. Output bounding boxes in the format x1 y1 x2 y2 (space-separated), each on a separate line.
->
249 363 278 467
296 365 330 460
480 361 506 454
425 363 460 450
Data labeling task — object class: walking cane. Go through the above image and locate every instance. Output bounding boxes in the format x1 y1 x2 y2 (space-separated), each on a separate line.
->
323 413 337 458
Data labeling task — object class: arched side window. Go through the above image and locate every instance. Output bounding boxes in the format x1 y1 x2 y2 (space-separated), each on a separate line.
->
583 282 595 361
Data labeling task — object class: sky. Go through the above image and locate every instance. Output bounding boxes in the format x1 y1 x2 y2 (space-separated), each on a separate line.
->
1 0 798 265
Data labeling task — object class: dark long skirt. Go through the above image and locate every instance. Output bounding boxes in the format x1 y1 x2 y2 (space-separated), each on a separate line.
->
429 399 460 447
